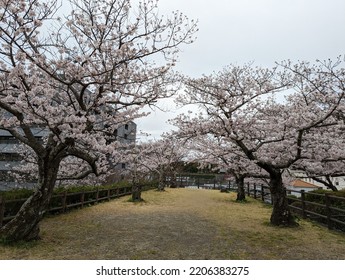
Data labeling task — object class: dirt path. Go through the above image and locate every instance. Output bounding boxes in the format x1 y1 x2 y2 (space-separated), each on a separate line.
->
1 188 345 259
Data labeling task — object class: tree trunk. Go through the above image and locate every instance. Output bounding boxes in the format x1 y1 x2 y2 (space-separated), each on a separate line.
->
157 172 165 191
269 171 296 226
157 181 165 191
0 159 59 242
131 184 143 202
169 172 177 188
236 176 246 201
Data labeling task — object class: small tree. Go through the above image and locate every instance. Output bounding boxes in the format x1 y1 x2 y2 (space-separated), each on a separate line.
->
128 136 186 192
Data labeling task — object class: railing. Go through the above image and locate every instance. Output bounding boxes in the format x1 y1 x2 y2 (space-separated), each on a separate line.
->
172 174 227 189
0 185 133 227
228 182 345 231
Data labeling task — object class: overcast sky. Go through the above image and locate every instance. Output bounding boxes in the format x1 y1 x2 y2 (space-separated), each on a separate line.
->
136 0 345 140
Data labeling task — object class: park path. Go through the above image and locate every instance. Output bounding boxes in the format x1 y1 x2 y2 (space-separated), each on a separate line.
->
1 188 345 259
1 189 228 259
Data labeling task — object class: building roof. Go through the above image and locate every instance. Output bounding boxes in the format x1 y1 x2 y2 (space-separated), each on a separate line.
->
291 179 318 188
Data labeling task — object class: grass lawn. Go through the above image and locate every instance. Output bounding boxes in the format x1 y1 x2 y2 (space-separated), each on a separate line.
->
1 188 345 259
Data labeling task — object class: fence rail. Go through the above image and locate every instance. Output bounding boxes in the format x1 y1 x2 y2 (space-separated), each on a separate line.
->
228 183 345 232
0 185 133 227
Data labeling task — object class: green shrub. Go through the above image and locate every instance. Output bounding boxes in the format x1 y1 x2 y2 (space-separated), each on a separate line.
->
305 189 345 210
0 188 34 200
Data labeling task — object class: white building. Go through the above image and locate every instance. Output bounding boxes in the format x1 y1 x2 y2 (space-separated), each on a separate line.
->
288 169 345 191
287 179 320 197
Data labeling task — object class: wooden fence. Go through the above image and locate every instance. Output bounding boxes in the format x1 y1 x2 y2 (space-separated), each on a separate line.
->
0 185 133 227
229 183 345 231
2 181 345 232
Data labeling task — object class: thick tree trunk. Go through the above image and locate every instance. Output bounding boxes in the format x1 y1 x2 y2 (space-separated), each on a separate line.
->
236 176 246 201
269 171 296 226
0 190 49 241
0 159 59 242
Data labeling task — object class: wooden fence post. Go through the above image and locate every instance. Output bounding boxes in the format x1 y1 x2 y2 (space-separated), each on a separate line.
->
253 183 257 199
0 195 5 227
300 190 306 219
80 191 85 208
270 187 273 205
96 187 99 202
62 191 67 212
107 188 111 201
325 193 332 230
261 184 265 202
247 182 250 196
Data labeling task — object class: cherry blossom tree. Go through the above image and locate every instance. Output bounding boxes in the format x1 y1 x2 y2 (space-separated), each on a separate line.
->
127 136 187 198
0 0 197 241
173 59 345 226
